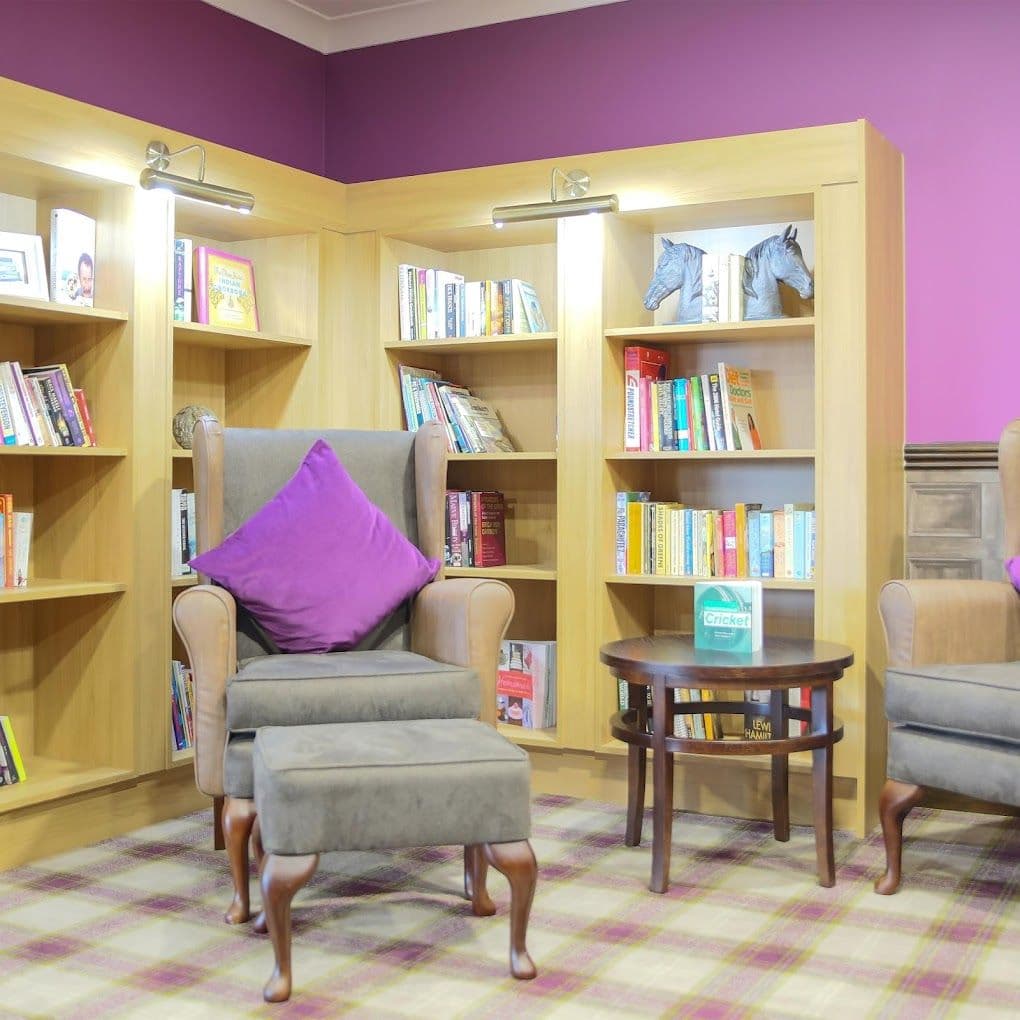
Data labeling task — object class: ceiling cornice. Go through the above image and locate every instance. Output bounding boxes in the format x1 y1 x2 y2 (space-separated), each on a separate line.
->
202 0 624 54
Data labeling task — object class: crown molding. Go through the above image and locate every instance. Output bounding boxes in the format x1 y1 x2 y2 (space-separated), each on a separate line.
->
202 0 625 54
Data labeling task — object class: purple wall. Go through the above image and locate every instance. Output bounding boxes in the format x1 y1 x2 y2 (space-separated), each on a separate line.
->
325 0 1020 444
4 0 325 175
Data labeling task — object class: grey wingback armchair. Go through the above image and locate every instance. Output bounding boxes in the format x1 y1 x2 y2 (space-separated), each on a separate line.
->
173 419 514 922
876 418 1020 893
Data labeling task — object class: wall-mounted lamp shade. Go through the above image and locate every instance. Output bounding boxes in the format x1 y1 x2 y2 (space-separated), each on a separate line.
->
139 141 255 214
492 193 618 226
492 166 618 227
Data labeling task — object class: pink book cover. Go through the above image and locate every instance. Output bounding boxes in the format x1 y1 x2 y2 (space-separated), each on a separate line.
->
722 509 738 578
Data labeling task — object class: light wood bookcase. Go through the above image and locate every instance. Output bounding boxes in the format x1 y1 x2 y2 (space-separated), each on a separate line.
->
0 75 903 866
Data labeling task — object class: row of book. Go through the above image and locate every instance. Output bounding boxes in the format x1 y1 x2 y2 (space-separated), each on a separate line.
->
171 489 197 578
616 495 816 580
625 347 761 453
399 365 515 453
170 659 196 753
0 715 26 786
173 238 261 332
0 209 96 308
445 489 507 568
496 639 556 730
616 682 807 740
0 361 96 447
397 265 548 341
0 494 32 588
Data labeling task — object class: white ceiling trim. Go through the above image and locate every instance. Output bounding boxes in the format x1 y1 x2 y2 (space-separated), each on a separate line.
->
202 0 625 54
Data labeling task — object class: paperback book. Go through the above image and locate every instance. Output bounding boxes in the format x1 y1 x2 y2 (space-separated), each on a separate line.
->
49 208 96 306
194 246 259 331
693 579 763 653
496 639 556 729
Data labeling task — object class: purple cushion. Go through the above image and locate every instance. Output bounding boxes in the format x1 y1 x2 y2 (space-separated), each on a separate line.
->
1007 557 1020 593
190 439 439 653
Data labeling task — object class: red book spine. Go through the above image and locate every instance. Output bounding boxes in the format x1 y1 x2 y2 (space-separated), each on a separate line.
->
74 389 97 446
474 491 507 568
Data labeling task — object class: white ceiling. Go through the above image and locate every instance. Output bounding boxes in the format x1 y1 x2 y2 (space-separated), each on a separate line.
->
202 0 625 53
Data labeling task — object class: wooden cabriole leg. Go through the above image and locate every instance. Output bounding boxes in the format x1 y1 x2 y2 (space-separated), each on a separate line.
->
875 779 925 896
251 817 268 934
222 797 257 924
466 844 495 916
213 795 225 851
483 840 537 980
261 852 319 1003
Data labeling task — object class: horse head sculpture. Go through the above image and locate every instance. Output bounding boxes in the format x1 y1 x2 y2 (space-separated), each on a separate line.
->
643 237 706 324
742 225 813 320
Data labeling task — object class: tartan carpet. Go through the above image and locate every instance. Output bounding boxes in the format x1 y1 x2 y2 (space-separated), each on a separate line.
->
0 796 1018 1018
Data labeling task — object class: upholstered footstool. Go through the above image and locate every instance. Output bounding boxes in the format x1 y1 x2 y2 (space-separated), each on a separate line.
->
251 718 537 1002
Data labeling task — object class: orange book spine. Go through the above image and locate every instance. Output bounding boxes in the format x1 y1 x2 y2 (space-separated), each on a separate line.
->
1 493 13 587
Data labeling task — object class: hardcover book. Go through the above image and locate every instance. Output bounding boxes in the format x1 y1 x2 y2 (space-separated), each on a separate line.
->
49 209 96 306
173 238 194 322
194 246 259 331
694 579 763 653
515 280 548 332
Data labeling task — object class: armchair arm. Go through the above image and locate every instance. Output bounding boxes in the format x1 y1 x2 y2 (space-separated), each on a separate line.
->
411 577 514 726
172 584 238 797
880 579 1020 668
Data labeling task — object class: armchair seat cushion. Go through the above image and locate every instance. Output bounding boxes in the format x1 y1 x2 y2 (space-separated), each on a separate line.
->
886 661 1020 743
225 650 481 731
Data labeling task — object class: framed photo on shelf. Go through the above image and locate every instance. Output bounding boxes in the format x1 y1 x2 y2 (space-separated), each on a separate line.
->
0 231 48 300
194 245 260 331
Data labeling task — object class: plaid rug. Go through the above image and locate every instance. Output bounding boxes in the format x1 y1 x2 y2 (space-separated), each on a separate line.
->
1 795 1018 1018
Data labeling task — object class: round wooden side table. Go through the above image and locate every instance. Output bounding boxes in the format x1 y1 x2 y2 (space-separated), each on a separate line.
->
600 635 853 893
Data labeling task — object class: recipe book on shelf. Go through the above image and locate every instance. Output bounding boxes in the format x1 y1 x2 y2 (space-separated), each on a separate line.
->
49 208 96 307
194 246 259 331
496 639 556 729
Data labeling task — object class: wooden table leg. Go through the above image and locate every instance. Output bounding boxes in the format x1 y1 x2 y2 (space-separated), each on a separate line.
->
771 753 790 843
649 678 674 894
811 683 835 887
626 744 646 846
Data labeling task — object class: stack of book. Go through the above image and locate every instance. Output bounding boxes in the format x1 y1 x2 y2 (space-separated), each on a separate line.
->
0 493 32 588
0 361 96 447
0 715 26 786
399 365 515 453
170 488 197 578
616 681 724 740
397 265 547 340
497 639 556 729
170 659 195 752
615 495 815 580
624 347 761 453
445 489 507 567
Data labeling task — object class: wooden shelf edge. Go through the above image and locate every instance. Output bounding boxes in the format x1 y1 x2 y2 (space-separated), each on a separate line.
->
0 295 128 326
0 579 127 604
0 445 127 458
604 575 814 590
448 452 557 462
171 575 199 588
170 748 195 767
0 759 135 814
605 317 814 343
444 565 556 581
497 723 561 749
385 332 556 354
173 322 313 351
607 449 814 461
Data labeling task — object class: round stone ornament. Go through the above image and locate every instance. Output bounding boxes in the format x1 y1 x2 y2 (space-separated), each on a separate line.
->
173 405 218 450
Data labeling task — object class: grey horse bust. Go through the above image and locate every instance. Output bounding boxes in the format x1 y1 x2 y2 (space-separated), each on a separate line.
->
642 237 706 324
743 225 813 320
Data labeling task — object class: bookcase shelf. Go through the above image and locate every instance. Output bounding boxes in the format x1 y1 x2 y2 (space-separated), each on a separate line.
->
448 451 557 462
0 579 127 604
384 333 555 354
605 317 814 344
0 758 135 815
170 747 195 767
446 564 556 581
606 450 815 461
0 295 129 327
171 575 199 588
0 446 127 458
497 723 561 749
604 574 814 590
173 322 313 352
